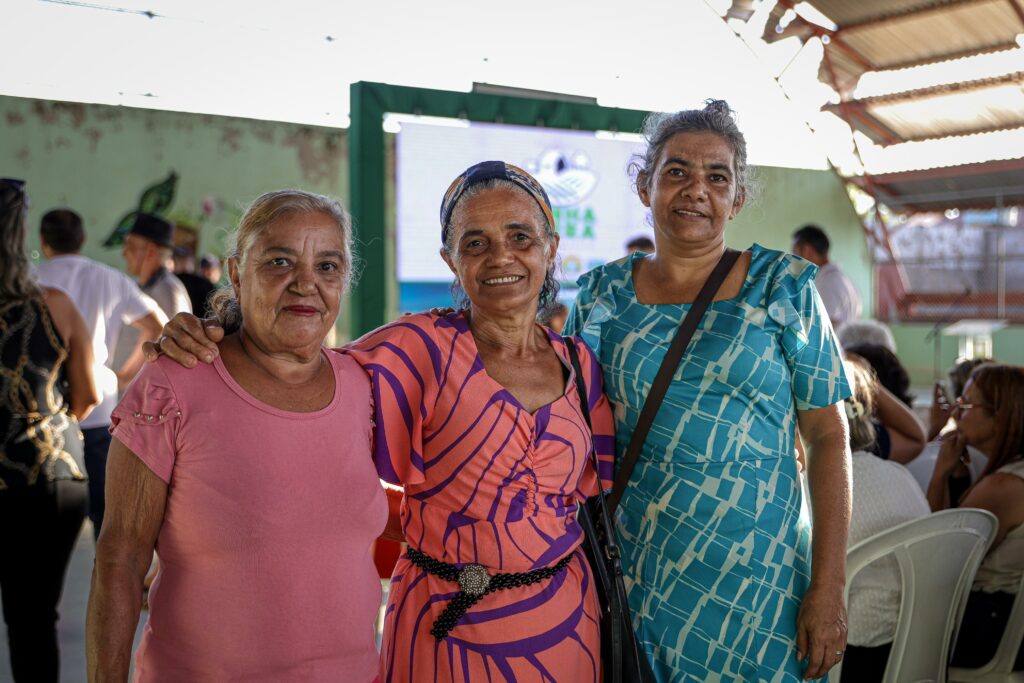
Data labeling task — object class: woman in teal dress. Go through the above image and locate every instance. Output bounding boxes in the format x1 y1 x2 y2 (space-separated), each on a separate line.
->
564 100 853 682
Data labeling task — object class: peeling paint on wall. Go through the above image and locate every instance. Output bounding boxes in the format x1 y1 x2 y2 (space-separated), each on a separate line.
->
1 94 349 275
284 128 344 186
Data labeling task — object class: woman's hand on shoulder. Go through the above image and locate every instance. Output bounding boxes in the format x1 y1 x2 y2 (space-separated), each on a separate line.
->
142 313 224 368
796 582 848 680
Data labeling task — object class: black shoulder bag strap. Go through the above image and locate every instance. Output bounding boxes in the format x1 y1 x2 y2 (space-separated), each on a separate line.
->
607 248 741 513
565 338 630 683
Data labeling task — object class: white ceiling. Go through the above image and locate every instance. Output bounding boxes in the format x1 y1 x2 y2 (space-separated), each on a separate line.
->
1 0 832 170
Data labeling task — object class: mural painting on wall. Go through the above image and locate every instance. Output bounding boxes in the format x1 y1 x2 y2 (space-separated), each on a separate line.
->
102 171 178 247
101 170 241 261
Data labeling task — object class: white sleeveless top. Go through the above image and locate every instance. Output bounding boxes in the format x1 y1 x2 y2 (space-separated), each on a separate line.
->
975 459 1024 594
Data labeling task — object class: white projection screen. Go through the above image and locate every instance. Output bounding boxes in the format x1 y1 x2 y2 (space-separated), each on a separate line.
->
396 120 653 312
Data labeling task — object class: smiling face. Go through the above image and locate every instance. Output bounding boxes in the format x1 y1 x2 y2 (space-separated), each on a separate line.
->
441 186 558 317
231 210 347 355
638 131 745 249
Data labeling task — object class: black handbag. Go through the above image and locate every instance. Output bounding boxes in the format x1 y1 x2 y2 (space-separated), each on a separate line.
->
566 248 740 683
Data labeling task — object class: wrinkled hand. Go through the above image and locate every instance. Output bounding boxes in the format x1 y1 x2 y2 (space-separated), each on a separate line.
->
796 584 847 680
142 312 224 368
936 429 970 478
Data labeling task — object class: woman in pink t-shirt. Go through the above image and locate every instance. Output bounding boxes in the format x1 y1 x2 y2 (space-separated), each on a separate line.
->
85 191 386 683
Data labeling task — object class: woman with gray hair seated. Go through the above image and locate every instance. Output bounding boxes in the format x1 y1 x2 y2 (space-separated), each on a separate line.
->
86 190 387 682
145 163 616 682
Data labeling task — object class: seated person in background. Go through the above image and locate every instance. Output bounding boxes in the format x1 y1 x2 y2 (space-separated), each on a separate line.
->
537 301 569 333
928 357 992 442
846 343 926 464
624 234 654 254
841 359 931 683
839 360 929 679
929 364 1024 671
837 319 896 354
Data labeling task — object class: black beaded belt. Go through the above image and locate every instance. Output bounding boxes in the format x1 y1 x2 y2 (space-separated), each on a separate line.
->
405 547 574 640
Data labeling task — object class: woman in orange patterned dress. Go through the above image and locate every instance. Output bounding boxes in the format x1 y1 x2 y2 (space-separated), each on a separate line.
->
151 163 615 682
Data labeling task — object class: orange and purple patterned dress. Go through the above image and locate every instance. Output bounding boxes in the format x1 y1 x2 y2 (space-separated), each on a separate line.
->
345 311 615 683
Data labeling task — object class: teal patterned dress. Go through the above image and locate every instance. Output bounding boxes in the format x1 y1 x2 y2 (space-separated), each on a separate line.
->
563 244 851 683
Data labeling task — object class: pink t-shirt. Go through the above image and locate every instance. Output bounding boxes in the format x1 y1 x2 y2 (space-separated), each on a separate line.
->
111 351 385 683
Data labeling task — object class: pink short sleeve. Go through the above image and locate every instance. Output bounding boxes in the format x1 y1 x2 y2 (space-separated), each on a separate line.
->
109 360 181 483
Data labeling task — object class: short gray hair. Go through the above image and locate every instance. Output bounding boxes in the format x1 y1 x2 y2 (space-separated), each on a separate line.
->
629 99 753 206
209 189 355 332
442 178 560 312
838 319 897 354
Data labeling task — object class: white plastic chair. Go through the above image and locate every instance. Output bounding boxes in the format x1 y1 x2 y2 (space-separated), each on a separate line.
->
948 572 1024 683
833 508 997 683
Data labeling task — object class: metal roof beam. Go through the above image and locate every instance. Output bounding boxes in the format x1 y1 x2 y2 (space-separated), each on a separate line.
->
837 71 1024 107
869 157 1024 183
836 0 995 33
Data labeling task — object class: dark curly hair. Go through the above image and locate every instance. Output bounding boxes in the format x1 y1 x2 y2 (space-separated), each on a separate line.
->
845 343 914 407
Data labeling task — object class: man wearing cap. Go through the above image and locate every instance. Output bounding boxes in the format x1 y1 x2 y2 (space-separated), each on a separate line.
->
112 213 192 381
37 208 167 539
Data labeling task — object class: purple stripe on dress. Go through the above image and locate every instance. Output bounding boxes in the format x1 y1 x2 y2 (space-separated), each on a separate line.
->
374 342 430 419
419 413 512 503
425 342 484 445
532 528 581 568
424 391 510 468
523 654 556 683
368 372 401 485
593 435 615 455
390 320 444 385
460 559 575 624
449 568 590 658
533 403 552 437
527 517 555 545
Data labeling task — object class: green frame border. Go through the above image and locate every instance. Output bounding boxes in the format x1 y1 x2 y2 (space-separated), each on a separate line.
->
348 81 650 335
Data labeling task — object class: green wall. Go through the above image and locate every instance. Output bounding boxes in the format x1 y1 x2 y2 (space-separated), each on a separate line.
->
1 94 353 335
726 165 872 317
891 323 1024 389
3 95 875 341
2 96 348 263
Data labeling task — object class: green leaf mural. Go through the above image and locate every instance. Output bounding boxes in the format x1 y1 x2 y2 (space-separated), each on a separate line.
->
103 171 178 247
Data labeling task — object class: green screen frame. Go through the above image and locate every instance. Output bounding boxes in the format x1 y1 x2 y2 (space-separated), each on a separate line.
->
348 81 650 335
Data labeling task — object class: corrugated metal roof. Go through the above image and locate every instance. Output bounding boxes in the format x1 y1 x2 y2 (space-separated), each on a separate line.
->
764 0 1023 85
753 0 1024 209
827 72 1024 142
854 158 1024 211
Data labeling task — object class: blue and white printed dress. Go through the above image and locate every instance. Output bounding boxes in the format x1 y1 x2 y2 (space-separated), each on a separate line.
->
563 244 851 683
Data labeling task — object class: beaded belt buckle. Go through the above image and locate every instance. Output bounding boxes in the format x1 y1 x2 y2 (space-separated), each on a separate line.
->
457 563 491 597
405 547 573 640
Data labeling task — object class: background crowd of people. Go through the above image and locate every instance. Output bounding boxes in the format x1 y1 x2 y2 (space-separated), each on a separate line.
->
1 98 1023 683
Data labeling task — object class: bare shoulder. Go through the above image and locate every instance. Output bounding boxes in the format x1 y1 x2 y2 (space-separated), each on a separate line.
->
40 286 77 325
963 470 1024 523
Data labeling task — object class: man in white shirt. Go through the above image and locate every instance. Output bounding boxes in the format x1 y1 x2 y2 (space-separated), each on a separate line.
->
792 224 863 328
37 209 166 539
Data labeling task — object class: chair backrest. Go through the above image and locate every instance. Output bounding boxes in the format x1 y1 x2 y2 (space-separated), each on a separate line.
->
837 508 997 683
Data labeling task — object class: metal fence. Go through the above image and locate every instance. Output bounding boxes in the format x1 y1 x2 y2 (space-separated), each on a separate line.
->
874 214 1024 323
